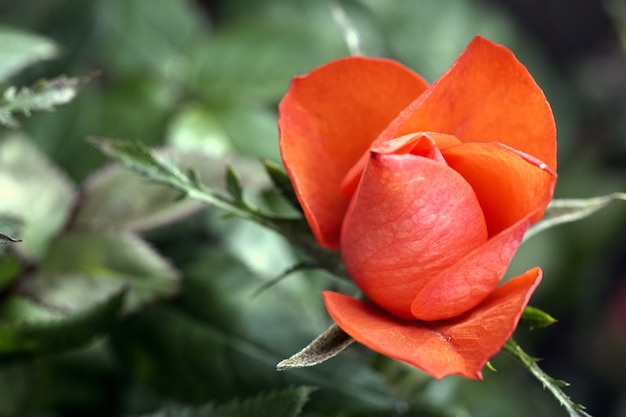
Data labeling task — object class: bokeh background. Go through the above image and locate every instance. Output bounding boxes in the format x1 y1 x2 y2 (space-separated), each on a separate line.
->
0 0 625 416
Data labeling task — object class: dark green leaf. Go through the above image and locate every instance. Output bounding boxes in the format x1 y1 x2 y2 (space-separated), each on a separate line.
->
0 286 124 360
112 248 398 413
132 386 314 417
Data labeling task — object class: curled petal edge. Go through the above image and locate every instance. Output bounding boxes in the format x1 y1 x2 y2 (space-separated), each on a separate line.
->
323 267 542 379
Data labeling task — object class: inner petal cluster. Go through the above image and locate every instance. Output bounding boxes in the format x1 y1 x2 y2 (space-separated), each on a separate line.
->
339 133 489 320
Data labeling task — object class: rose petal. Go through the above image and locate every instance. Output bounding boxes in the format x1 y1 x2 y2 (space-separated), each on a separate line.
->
340 132 462 199
376 35 556 172
411 216 529 321
340 150 488 319
442 142 557 237
323 267 542 379
279 57 429 249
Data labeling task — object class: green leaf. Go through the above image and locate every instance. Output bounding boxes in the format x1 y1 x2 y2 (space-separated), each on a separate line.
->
39 232 180 315
133 386 314 417
91 138 286 231
0 134 75 261
520 306 557 329
112 248 398 413
71 162 205 232
188 17 347 103
97 0 205 77
0 285 125 360
72 148 268 232
525 193 626 241
277 323 354 371
0 26 58 82
91 138 346 277
503 339 592 417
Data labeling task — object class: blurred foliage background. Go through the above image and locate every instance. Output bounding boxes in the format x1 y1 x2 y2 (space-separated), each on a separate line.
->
0 0 625 416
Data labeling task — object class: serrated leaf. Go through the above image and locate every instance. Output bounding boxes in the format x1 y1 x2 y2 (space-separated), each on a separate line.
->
0 27 58 82
525 193 626 241
39 232 180 315
133 386 314 417
277 324 354 371
0 286 125 360
91 138 347 277
520 306 558 329
91 138 287 231
72 147 270 232
71 162 204 232
0 134 75 261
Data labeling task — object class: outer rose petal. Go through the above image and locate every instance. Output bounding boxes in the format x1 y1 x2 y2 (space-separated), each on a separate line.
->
376 35 556 172
411 217 529 321
323 267 542 379
442 142 556 237
279 57 429 249
340 151 488 320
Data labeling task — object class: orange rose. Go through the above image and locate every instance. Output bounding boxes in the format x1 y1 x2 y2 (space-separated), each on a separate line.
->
278 36 556 379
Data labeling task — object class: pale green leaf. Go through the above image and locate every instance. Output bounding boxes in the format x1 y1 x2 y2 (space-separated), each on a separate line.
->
71 163 205 232
72 148 270 232
0 27 58 82
39 232 180 315
0 134 75 261
165 104 233 156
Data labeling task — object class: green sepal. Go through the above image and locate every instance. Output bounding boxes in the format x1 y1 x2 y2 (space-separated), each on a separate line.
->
521 306 557 329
